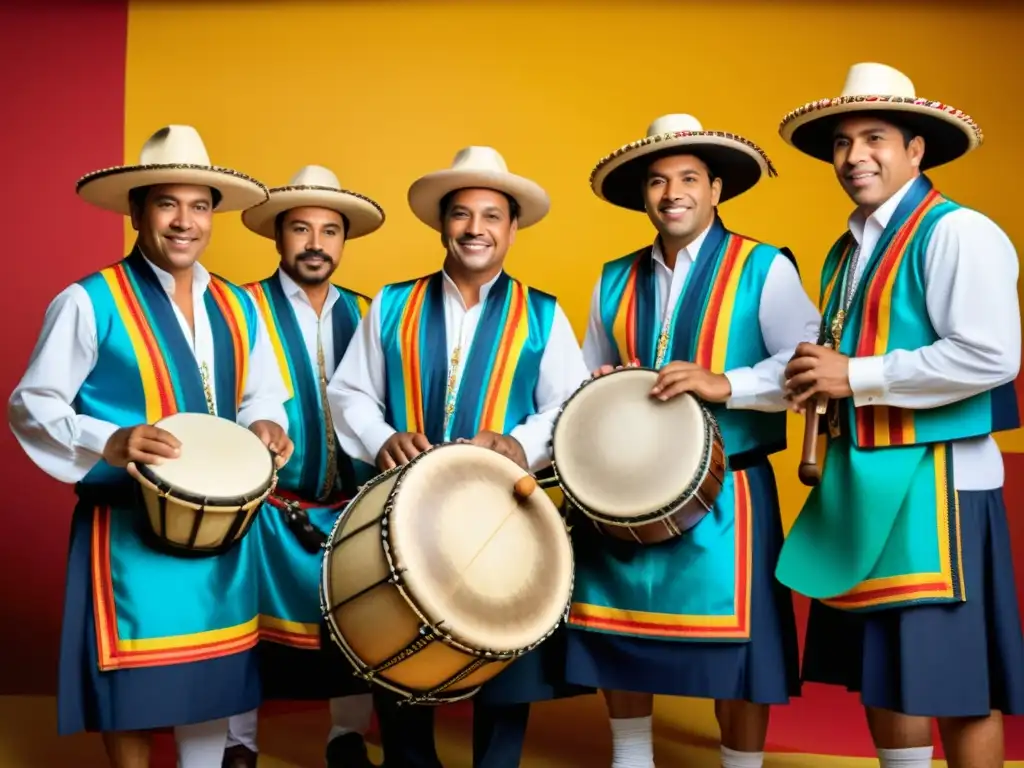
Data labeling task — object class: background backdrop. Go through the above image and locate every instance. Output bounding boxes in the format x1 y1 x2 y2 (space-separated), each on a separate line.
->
2 1 1023 765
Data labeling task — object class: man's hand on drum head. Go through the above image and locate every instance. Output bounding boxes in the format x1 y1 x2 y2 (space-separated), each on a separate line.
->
590 359 640 379
103 425 181 469
377 432 432 471
249 420 295 468
462 430 529 471
650 361 732 403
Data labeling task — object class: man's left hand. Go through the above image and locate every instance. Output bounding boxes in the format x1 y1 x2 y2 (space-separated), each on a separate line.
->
249 420 294 468
783 342 852 411
463 430 529 471
650 361 732 403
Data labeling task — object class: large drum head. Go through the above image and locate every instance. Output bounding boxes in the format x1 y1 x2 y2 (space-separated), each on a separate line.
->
141 413 274 503
552 367 711 521
387 443 572 655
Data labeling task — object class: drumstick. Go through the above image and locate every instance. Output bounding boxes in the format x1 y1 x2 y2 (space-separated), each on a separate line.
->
798 395 827 487
513 475 537 501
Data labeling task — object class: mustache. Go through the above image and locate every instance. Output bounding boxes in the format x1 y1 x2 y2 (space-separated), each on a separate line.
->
457 236 492 245
297 249 332 262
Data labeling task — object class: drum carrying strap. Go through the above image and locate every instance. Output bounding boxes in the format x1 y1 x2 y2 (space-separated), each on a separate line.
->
267 492 349 554
266 322 357 554
74 481 139 508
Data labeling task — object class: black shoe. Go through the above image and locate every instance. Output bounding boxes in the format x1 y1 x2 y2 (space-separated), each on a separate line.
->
325 732 377 768
222 744 258 768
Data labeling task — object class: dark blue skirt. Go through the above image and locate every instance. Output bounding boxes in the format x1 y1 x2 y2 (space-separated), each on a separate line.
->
369 626 592 768
802 488 1024 717
258 622 373 700
564 460 802 704
57 503 261 735
474 625 594 707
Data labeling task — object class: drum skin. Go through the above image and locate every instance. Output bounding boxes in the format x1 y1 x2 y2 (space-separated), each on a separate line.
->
321 442 574 704
131 412 276 555
551 367 726 545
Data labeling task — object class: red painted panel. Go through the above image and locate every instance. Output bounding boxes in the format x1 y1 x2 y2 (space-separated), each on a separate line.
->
0 1 127 694
1017 377 1024 431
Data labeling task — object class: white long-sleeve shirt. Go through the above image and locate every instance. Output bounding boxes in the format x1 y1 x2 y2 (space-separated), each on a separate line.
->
844 176 1021 491
327 270 590 473
582 224 822 413
8 252 290 485
273 267 348 375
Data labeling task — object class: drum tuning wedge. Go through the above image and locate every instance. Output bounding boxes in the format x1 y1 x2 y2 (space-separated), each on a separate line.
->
513 475 537 501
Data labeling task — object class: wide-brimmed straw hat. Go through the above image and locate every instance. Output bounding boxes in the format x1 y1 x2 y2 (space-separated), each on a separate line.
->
407 146 550 231
76 125 268 214
241 165 385 240
591 114 777 211
779 62 983 170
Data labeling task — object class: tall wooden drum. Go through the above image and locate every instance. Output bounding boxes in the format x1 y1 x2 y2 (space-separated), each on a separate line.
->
321 442 574 705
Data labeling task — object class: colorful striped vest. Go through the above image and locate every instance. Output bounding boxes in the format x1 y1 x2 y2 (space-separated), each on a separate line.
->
245 273 374 499
377 270 556 442
821 174 1020 447
75 249 257 486
596 217 790 464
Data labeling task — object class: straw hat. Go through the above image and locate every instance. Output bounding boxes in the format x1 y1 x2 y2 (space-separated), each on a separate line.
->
407 146 550 231
76 125 268 214
591 114 777 211
779 62 983 170
241 165 385 240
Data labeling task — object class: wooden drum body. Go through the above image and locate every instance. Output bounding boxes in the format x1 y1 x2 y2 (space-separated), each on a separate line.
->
321 442 574 705
551 367 726 545
130 412 276 556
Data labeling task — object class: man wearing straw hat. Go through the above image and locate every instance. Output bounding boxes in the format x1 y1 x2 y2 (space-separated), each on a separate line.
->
777 62 1024 767
221 165 386 768
327 146 592 767
7 124 294 768
566 114 821 768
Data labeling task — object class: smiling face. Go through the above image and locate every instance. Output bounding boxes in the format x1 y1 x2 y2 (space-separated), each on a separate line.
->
832 114 924 215
440 188 518 282
129 183 214 274
275 206 347 286
643 153 721 251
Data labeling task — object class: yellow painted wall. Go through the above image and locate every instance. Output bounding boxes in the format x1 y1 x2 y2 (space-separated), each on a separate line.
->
124 0 1024 532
